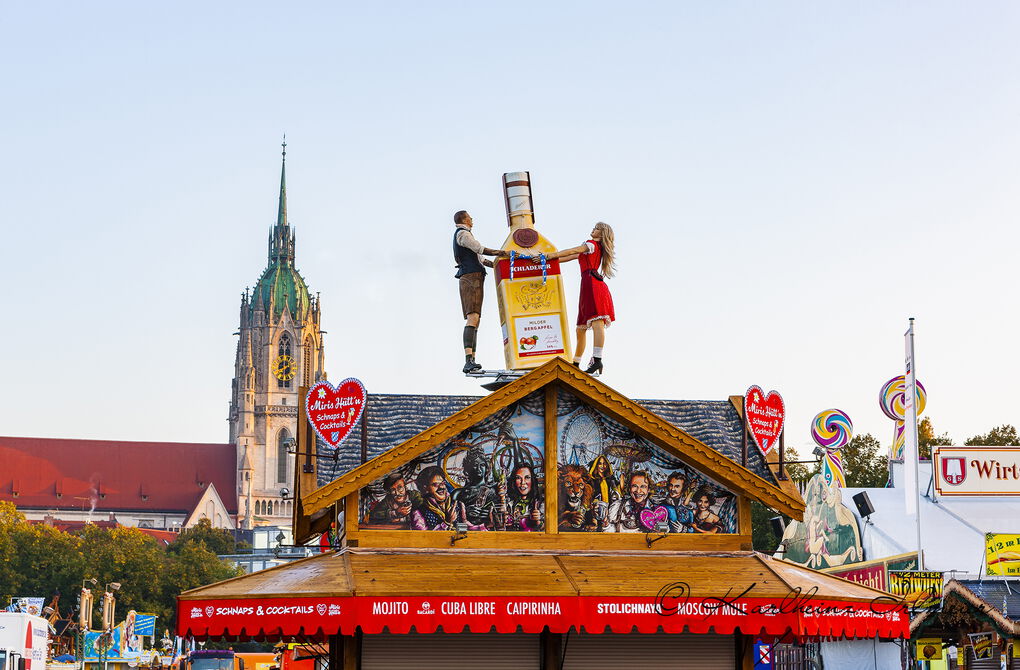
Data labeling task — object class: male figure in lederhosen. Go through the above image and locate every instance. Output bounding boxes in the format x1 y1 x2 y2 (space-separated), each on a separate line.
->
453 210 506 372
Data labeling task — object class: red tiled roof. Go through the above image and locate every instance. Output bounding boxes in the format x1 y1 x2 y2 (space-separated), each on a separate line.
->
27 518 181 547
0 436 237 515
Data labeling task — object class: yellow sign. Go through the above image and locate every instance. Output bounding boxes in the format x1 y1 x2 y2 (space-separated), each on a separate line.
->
916 638 942 660
1013 640 1020 658
888 570 943 608
959 647 967 666
986 533 1020 575
495 172 572 370
969 632 994 659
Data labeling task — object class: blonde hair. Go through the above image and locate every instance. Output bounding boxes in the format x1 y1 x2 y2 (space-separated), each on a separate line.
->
594 222 616 278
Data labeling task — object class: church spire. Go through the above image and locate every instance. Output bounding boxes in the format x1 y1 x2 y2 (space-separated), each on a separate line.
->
269 136 295 266
277 136 288 228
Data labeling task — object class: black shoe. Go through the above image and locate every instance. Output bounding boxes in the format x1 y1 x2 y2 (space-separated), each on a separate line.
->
585 358 603 375
463 359 482 373
571 361 581 368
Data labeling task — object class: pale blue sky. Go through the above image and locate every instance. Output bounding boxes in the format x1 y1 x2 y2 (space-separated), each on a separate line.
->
3 2 1018 455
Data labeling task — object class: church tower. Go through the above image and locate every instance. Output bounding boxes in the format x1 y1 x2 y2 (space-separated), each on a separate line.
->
229 141 325 529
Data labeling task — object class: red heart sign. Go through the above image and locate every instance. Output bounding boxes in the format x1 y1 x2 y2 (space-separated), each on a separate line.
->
305 378 367 449
744 385 785 456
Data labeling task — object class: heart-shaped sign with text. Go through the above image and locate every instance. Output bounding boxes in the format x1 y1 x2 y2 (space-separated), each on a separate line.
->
639 506 669 531
744 385 785 456
305 378 367 449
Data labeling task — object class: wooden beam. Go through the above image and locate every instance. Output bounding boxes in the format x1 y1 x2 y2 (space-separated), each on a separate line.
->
544 384 559 536
335 528 750 551
738 495 753 551
342 633 360 670
540 630 562 670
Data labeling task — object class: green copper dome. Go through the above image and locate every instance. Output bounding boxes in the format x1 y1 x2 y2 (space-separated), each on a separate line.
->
251 140 313 322
253 261 312 322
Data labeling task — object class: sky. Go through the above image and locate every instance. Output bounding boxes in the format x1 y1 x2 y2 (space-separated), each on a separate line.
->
2 2 1018 456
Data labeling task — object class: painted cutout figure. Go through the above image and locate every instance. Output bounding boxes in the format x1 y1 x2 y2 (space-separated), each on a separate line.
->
588 455 621 506
691 485 724 534
659 471 695 533
546 222 616 375
606 471 653 533
451 445 503 528
411 466 481 531
506 464 543 531
367 474 421 529
452 210 508 373
558 464 596 531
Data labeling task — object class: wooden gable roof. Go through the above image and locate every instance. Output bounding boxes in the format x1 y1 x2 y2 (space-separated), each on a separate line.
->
300 359 804 523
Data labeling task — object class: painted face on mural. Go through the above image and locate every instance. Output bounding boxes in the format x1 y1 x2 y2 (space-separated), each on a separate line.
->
697 495 712 511
514 467 532 496
595 457 609 477
427 474 448 501
629 474 650 504
464 449 489 483
668 476 686 500
388 478 408 504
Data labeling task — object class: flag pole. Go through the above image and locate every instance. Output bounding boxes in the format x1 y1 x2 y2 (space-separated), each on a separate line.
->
904 317 924 569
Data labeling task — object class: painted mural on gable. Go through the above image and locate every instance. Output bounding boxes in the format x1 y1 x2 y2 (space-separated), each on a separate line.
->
776 473 862 569
359 392 545 531
556 392 738 534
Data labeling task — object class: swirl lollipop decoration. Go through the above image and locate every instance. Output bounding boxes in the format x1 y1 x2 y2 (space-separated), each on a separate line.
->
880 376 927 421
879 375 926 460
812 409 852 488
811 409 854 450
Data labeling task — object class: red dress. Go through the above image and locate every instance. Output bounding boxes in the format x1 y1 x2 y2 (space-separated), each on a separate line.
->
577 240 615 328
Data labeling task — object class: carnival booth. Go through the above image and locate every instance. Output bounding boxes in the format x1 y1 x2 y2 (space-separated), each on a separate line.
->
178 360 907 669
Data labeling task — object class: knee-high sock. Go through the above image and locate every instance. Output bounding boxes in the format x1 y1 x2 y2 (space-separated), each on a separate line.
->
463 325 477 353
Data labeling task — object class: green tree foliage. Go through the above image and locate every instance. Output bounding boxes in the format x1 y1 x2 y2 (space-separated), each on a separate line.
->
0 502 243 624
782 445 818 483
751 500 784 553
965 424 1019 446
167 518 237 556
918 417 953 459
841 433 889 488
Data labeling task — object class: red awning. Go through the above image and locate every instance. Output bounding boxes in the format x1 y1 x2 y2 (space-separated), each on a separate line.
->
178 595 907 640
177 549 909 641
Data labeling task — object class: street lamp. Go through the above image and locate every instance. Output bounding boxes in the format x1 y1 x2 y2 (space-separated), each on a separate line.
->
100 582 123 670
79 579 98 670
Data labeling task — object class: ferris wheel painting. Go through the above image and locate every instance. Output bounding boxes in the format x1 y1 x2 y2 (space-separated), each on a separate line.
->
559 408 605 467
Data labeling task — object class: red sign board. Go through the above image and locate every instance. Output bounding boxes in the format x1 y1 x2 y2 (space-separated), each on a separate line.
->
305 378 367 449
178 594 908 640
745 386 785 455
827 564 888 592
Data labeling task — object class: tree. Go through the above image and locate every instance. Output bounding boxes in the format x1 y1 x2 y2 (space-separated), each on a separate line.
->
840 433 889 488
918 417 953 459
167 518 237 556
0 509 244 625
782 445 818 483
965 424 1019 446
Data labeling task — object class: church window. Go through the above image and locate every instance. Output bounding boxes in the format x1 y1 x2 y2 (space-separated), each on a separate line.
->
277 428 292 485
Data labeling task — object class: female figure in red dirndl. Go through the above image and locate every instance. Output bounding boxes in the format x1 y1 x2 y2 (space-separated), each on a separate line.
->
547 222 616 375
